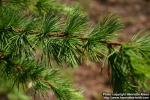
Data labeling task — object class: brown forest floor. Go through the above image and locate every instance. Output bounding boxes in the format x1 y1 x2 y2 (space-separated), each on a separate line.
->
40 0 150 100
69 0 150 100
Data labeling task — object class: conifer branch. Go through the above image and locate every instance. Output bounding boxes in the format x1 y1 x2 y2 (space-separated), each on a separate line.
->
2 27 122 46
0 1 150 99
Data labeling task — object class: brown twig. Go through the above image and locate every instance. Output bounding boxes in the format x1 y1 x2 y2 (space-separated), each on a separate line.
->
100 41 122 46
4 27 123 46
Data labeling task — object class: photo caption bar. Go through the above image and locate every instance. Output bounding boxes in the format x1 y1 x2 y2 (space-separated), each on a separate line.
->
102 92 150 100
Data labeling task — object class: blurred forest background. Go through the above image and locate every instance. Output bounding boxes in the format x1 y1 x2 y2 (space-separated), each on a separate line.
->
57 0 150 100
